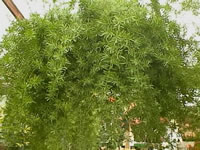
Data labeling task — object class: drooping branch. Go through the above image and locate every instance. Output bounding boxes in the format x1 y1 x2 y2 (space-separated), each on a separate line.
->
150 0 161 16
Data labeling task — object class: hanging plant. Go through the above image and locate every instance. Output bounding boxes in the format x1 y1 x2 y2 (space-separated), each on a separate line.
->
1 0 200 149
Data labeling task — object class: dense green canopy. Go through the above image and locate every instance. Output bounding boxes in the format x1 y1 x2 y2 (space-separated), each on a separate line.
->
0 0 200 149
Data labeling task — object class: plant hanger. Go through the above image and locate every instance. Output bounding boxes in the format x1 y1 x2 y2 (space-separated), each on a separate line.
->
2 0 24 20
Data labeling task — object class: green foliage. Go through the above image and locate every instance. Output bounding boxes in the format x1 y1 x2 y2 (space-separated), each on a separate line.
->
1 0 200 149
181 0 200 15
